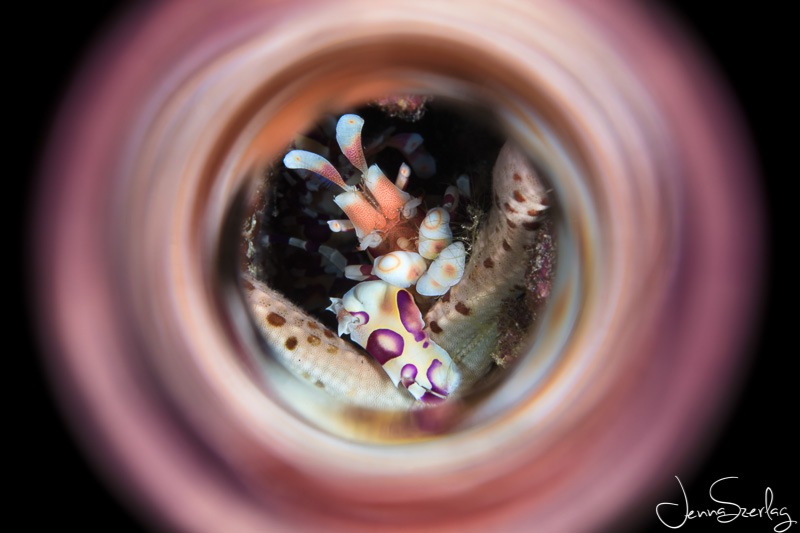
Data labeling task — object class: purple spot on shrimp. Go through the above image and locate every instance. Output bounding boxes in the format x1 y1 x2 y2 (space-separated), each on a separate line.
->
423 341 429 349
351 311 369 325
400 364 417 387
396 289 426 342
366 328 404 365
420 392 446 404
426 359 449 397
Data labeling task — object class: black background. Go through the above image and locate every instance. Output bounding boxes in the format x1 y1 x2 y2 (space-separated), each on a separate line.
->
18 1 794 531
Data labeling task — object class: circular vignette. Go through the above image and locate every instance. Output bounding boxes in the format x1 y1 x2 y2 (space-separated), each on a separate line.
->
32 1 760 532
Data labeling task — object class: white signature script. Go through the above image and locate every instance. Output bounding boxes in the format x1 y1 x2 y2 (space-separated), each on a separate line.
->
656 476 795 532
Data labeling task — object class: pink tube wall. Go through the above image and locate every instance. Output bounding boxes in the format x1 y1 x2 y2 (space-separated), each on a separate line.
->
27 1 780 532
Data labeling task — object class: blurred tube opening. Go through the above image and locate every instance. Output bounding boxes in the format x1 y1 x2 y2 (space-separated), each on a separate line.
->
31 1 760 531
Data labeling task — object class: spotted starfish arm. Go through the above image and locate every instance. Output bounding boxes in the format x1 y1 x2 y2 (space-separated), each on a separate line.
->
424 142 549 388
244 275 416 409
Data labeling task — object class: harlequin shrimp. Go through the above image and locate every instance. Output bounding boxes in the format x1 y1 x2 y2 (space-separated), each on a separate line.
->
279 114 464 402
246 106 552 409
